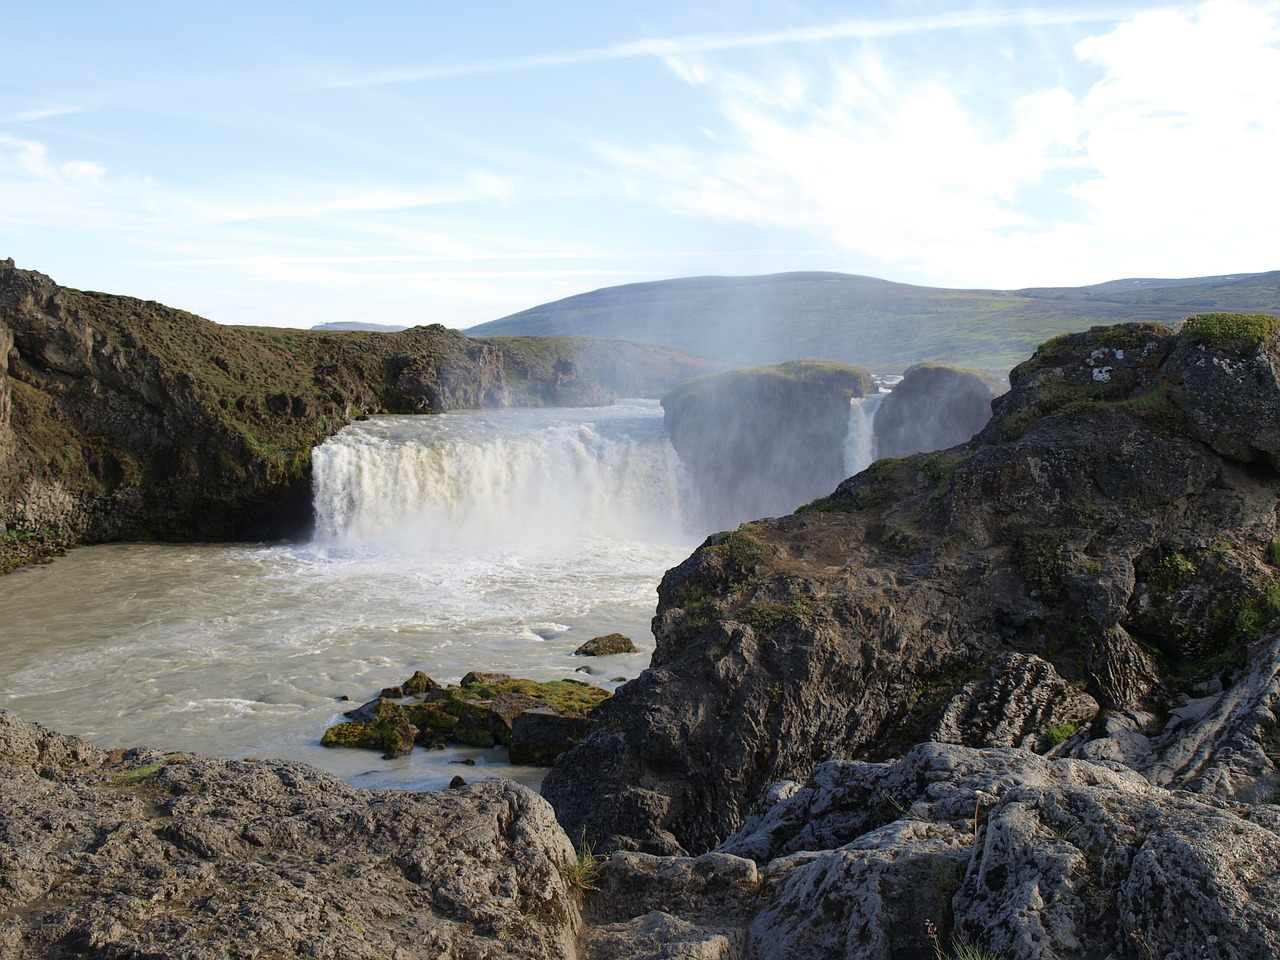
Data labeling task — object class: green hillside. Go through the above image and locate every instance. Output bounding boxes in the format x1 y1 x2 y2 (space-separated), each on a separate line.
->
465 269 1280 373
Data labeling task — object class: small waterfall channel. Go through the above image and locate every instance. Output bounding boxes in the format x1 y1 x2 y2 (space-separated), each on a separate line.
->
843 391 887 476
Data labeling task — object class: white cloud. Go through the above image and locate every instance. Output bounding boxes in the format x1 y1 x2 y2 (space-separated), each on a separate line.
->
597 0 1280 285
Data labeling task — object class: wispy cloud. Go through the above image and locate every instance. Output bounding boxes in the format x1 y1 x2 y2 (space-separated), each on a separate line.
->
593 0 1280 286
6 106 85 122
325 8 1140 87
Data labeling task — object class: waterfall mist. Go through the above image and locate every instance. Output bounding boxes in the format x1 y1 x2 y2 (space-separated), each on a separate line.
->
312 403 691 552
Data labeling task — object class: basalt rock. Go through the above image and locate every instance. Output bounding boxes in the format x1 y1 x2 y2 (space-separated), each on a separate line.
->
0 260 712 571
574 633 638 656
661 359 873 529
543 319 1280 857
872 361 1005 458
0 711 583 959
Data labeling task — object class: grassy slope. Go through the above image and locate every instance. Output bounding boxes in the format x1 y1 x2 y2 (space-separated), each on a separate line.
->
466 270 1280 373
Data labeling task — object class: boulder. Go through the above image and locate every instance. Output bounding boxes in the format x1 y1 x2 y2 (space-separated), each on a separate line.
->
326 671 611 762
573 741 1280 959
574 633 638 656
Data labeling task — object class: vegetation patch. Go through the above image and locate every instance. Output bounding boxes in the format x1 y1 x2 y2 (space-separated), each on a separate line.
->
1045 722 1077 746
1146 553 1198 595
1016 532 1071 597
1180 312 1280 350
743 598 812 632
796 494 859 515
882 530 923 559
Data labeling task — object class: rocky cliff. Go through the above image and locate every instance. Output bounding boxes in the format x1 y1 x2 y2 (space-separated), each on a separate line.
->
873 361 1005 459
0 261 711 571
661 360 873 530
544 317 1280 859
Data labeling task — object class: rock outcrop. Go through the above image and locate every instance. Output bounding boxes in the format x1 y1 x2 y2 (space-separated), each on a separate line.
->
0 710 584 959
873 361 1005 458
543 318 1280 857
0 261 712 570
583 741 1280 959
661 360 873 529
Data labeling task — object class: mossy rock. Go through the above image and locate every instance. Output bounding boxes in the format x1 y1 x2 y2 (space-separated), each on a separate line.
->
574 633 637 656
1180 312 1280 350
321 717 417 759
323 671 612 758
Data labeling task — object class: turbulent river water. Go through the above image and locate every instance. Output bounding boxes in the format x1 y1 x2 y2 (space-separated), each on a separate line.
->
0 401 701 790
0 397 886 790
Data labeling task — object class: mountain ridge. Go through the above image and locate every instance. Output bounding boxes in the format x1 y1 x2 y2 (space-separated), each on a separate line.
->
467 268 1280 371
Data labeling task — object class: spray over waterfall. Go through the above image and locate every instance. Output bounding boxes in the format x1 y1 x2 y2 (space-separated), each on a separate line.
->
311 403 691 550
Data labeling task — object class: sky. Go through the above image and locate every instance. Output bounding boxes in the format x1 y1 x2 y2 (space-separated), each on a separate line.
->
1 1 1277 330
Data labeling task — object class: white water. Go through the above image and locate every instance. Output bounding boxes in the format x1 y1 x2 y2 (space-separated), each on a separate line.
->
0 401 696 791
843 392 886 476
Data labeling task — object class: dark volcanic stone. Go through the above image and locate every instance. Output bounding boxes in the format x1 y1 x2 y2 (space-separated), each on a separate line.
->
543 321 1280 856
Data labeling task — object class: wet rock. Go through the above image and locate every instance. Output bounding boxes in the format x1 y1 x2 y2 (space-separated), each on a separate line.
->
510 708 598 766
662 359 873 529
574 633 637 656
326 671 611 760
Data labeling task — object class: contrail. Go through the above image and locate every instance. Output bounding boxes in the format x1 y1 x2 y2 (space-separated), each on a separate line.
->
325 7 1143 88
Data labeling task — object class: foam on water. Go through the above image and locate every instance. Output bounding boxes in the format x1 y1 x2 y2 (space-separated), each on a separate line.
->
0 402 698 790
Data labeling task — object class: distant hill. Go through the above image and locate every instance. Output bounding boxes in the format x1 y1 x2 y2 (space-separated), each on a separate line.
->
312 321 408 332
464 270 1280 373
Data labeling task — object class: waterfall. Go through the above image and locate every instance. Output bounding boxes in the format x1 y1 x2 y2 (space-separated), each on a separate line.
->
843 392 885 476
311 403 690 552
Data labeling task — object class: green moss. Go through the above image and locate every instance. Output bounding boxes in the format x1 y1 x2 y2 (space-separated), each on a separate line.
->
706 526 766 568
796 494 858 514
1017 532 1070 596
108 759 170 786
882 530 922 559
743 598 812 631
1181 312 1280 350
917 454 956 487
1045 722 1076 746
1147 553 1197 594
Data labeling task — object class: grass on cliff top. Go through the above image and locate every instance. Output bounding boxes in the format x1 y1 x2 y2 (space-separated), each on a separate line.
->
665 358 874 405
1180 312 1280 350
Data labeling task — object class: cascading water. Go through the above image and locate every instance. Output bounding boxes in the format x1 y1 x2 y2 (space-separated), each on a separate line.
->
312 403 689 551
0 400 697 792
843 392 886 476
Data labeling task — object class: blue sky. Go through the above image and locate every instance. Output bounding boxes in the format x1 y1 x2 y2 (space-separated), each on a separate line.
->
2 1 1277 330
